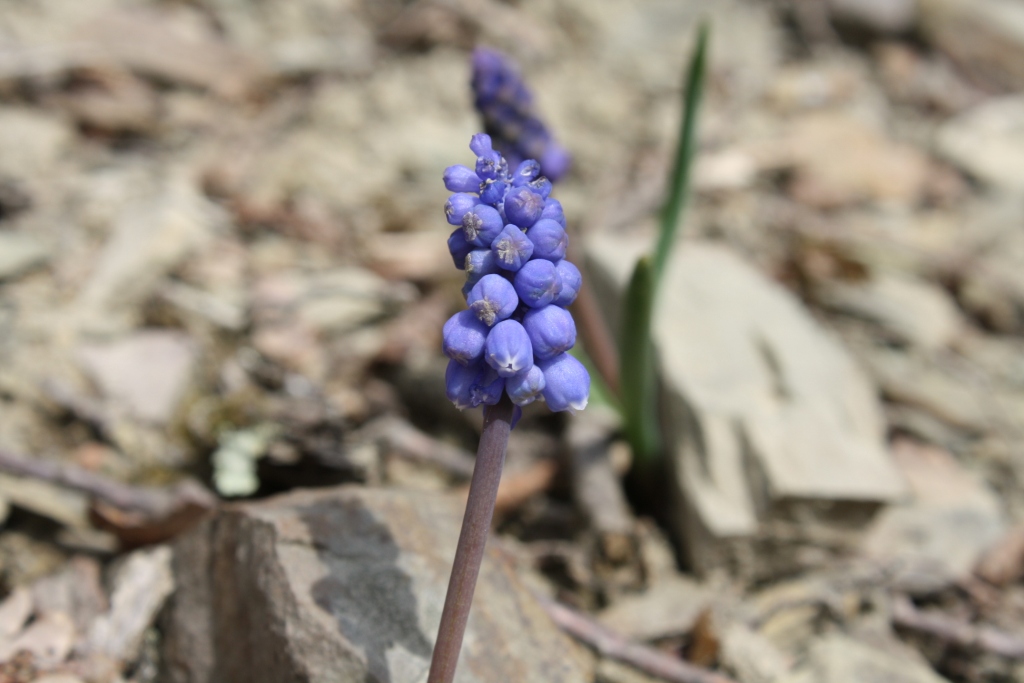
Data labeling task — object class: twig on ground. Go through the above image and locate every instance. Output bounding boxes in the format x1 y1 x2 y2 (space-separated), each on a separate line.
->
539 596 739 683
892 595 1024 660
0 447 216 545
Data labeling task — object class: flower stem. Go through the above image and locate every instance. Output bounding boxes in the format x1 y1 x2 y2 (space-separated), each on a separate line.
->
427 393 515 683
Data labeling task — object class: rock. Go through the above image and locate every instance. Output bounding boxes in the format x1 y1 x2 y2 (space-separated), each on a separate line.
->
775 113 931 209
815 274 961 349
827 0 917 33
0 611 76 667
862 438 1006 580
596 576 711 642
162 486 593 683
719 623 792 683
0 473 89 529
937 95 1024 193
74 170 223 333
0 587 33 641
0 108 71 189
31 556 107 636
0 233 48 281
586 235 904 578
779 633 952 683
85 546 174 663
919 0 1024 91
78 330 197 425
76 5 268 100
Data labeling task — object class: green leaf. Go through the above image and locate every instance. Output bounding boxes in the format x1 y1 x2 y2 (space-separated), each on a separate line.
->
652 22 709 286
617 23 709 467
620 257 659 463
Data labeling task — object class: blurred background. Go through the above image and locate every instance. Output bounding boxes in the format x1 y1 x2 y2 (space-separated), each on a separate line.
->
1 0 1024 681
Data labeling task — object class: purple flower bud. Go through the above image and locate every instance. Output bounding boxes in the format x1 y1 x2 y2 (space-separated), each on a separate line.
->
541 145 572 182
491 225 534 271
540 198 565 228
526 218 568 261
479 179 508 207
506 365 546 406
448 229 474 270
504 186 545 228
513 259 562 308
444 165 482 193
445 359 481 410
469 133 494 157
445 193 480 226
467 273 518 326
476 150 507 181
527 176 552 199
537 353 589 413
512 160 541 187
465 249 499 286
523 304 576 359
484 319 533 377
461 204 504 247
552 260 582 306
511 405 523 428
471 365 505 406
443 310 489 365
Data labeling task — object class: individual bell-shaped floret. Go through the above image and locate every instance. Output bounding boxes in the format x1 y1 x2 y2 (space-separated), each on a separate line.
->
467 273 519 326
506 365 546 406
445 359 481 410
523 304 576 359
469 132 495 157
465 249 499 288
504 186 545 228
448 229 474 270
512 160 541 187
461 204 504 247
552 260 582 307
444 165 482 193
537 353 590 413
470 365 505 406
540 198 565 228
479 179 508 207
442 310 490 365
527 176 552 200
484 319 533 377
445 193 480 226
526 218 568 261
513 259 561 308
491 225 534 271
475 149 507 181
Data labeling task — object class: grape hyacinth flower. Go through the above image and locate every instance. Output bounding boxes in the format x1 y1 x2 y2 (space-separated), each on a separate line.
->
471 47 571 182
443 134 589 414
429 135 588 683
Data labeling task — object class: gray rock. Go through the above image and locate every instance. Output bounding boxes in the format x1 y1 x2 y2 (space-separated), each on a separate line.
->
828 0 917 33
862 438 1006 580
0 233 49 280
778 634 952 683
78 330 197 425
586 236 904 578
596 576 710 642
920 0 1024 91
937 95 1024 194
162 486 593 683
816 274 961 350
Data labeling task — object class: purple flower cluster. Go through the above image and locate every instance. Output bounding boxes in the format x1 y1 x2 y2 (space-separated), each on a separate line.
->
443 134 589 414
471 47 571 183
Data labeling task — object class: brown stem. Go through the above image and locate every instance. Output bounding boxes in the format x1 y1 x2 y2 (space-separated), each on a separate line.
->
571 278 621 397
427 394 515 683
